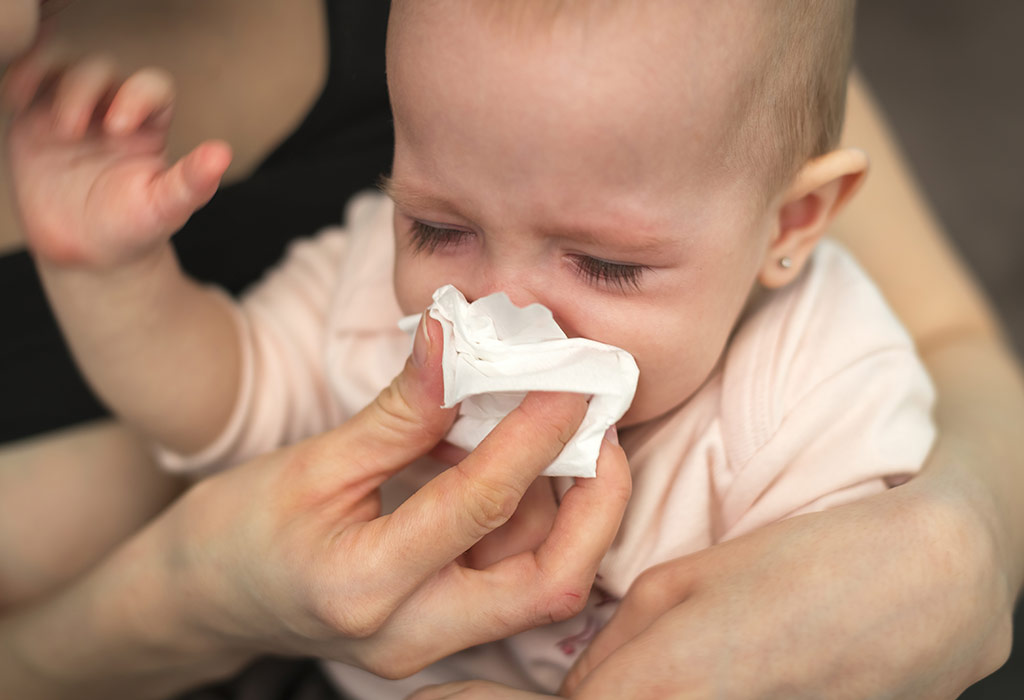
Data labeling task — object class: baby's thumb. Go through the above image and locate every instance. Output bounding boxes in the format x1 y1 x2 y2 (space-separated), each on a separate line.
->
329 314 455 482
151 139 232 232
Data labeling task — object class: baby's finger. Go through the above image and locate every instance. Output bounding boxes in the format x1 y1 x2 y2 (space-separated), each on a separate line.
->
149 139 232 230
51 54 117 138
104 67 174 135
1 47 62 112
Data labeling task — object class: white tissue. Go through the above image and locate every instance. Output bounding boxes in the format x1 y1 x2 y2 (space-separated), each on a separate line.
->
398 285 639 477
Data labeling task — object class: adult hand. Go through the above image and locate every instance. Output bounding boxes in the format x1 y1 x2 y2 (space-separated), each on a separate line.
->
410 680 555 699
0 315 630 699
559 473 1010 699
154 314 632 680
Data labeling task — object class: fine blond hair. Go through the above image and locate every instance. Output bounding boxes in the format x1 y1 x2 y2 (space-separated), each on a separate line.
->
730 0 857 198
397 0 857 199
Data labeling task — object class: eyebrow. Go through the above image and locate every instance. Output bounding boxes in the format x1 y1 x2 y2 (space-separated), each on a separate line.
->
378 175 458 213
379 174 680 256
543 223 677 255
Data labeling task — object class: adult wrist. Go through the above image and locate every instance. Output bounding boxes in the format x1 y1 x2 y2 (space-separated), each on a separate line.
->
899 456 1015 681
122 503 257 676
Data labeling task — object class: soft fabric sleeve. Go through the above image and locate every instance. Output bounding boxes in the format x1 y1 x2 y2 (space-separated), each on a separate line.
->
155 226 350 474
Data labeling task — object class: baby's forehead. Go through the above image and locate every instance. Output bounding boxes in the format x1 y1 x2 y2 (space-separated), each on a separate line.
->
469 1 765 73
390 0 767 162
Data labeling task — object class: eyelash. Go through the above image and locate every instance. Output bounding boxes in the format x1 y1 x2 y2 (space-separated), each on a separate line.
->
569 256 648 292
408 220 473 254
408 220 649 292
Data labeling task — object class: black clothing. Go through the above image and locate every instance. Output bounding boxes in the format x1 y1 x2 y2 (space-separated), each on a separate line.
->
0 0 393 442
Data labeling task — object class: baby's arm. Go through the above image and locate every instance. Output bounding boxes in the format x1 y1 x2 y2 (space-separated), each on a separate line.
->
4 52 239 454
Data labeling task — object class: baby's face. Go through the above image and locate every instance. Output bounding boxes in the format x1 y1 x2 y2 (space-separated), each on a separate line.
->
387 1 776 426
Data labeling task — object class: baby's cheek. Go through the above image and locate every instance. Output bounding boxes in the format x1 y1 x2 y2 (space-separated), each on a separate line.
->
618 348 709 427
393 257 448 315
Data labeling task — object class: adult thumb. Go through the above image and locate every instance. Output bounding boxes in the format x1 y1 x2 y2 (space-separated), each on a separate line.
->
327 313 456 482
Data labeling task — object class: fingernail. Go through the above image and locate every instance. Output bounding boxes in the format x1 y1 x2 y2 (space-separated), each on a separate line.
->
604 425 619 445
412 313 431 367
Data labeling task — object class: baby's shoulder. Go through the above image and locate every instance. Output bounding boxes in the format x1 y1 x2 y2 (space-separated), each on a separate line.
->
719 240 921 457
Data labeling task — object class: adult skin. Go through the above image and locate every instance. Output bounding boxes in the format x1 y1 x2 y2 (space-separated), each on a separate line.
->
0 316 632 699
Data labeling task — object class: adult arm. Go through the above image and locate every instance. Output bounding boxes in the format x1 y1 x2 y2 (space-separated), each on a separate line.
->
0 316 632 700
0 423 184 608
556 74 1022 698
833 73 1024 586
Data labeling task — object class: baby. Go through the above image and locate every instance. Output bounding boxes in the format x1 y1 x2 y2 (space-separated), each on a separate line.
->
6 0 935 696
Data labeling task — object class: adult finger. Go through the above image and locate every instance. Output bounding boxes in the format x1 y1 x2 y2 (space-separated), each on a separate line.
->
104 67 174 135
325 389 588 639
560 558 688 695
356 435 631 670
378 389 590 580
311 313 454 485
534 436 631 588
429 436 631 633
409 681 554 699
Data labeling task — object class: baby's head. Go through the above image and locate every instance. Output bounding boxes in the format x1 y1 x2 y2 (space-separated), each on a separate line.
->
385 0 865 426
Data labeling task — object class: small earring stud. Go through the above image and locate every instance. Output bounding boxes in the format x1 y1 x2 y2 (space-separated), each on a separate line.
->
779 256 793 269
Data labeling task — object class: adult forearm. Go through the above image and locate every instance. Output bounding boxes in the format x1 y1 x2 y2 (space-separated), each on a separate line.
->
0 526 248 699
0 422 186 608
835 75 1024 596
36 244 241 454
921 332 1024 595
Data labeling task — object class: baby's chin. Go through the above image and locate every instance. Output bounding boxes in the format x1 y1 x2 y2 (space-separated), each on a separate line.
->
617 384 702 431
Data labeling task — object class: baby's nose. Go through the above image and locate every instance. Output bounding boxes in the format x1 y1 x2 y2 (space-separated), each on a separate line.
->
463 267 543 310
463 276 575 335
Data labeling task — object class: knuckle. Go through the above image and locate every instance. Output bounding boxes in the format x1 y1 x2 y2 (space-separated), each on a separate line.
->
456 466 520 536
360 651 422 680
318 597 390 640
517 393 587 449
375 378 421 430
978 613 1014 678
537 579 590 623
371 375 444 446
627 565 677 614
304 577 392 640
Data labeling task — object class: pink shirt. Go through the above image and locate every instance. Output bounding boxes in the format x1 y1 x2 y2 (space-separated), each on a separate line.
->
160 193 936 696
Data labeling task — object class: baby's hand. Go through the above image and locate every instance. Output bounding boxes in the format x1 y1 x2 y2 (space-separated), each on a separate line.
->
4 49 231 269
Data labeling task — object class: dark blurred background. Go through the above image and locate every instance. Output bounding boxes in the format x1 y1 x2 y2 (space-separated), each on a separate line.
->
854 2 1023 697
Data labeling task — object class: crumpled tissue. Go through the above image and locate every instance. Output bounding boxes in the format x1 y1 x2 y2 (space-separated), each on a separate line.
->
398 285 639 477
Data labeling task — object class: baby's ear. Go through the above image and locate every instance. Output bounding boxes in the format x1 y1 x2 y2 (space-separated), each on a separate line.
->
759 148 868 288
